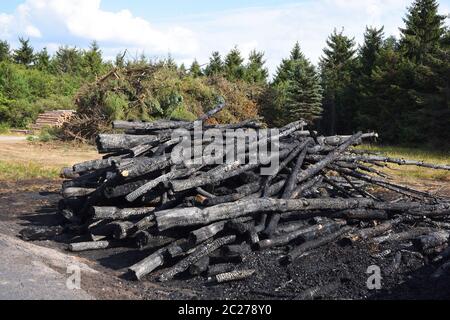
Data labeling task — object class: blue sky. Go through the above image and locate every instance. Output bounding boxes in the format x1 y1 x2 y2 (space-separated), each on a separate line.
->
1 0 449 73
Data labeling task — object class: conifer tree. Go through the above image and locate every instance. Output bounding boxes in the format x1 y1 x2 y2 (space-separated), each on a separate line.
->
83 41 103 77
178 63 187 76
54 46 84 74
273 42 305 84
285 60 323 123
0 40 10 62
244 50 269 84
165 54 177 70
319 29 356 135
224 47 245 81
352 27 385 131
34 47 51 72
262 42 322 126
13 37 34 66
189 59 203 77
204 51 224 76
400 0 446 63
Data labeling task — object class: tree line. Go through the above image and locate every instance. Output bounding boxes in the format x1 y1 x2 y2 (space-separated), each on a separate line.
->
0 0 448 148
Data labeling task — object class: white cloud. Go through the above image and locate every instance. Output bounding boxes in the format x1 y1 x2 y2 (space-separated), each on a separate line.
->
180 0 415 72
1 0 448 75
0 0 198 56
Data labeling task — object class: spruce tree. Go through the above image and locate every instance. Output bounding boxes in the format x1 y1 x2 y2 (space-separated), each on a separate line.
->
54 46 84 74
244 50 269 84
189 59 203 77
352 27 385 131
359 27 385 75
83 41 103 77
285 60 323 123
165 54 177 70
13 37 34 66
204 51 224 76
263 42 321 126
34 47 51 72
400 0 446 63
319 29 357 135
224 47 245 81
0 40 10 62
273 42 306 84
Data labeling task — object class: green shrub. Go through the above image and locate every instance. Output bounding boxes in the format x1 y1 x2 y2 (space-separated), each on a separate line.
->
0 123 10 134
37 126 61 142
34 95 76 112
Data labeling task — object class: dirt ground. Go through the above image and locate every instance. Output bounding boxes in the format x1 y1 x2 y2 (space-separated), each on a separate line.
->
1 139 450 300
0 139 98 169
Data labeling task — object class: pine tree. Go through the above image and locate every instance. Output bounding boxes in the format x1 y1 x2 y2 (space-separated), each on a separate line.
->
400 0 446 63
224 47 245 81
244 50 269 84
34 47 51 72
189 59 203 77
319 29 357 135
0 40 10 62
13 37 34 66
285 60 323 123
204 51 224 76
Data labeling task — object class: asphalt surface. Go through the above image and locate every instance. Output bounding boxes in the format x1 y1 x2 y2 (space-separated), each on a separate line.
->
0 234 94 300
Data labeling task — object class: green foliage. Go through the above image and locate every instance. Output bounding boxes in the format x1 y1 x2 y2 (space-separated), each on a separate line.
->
274 42 306 84
285 60 323 123
400 0 446 63
224 47 245 81
37 126 60 142
13 37 34 66
264 42 322 126
346 0 449 148
319 29 357 135
204 51 224 76
82 41 104 77
0 122 10 134
104 92 129 120
0 40 10 62
244 50 269 84
53 46 84 75
0 99 38 128
189 60 203 78
68 64 261 140
34 47 51 72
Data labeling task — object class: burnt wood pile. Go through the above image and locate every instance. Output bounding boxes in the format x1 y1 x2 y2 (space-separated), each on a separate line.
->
26 102 450 284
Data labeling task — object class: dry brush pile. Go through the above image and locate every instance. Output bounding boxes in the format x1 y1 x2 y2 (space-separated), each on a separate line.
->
21 103 450 285
60 65 261 143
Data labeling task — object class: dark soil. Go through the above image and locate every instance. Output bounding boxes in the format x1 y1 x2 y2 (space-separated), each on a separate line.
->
1 179 450 300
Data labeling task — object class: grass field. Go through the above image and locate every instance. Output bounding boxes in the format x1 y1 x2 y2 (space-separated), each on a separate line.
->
0 139 98 181
0 137 449 190
359 144 450 182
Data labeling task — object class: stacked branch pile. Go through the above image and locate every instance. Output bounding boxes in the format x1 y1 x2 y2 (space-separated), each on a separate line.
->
50 103 450 283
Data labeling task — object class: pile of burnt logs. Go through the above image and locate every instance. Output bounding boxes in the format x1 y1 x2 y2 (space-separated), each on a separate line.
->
51 103 450 283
